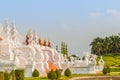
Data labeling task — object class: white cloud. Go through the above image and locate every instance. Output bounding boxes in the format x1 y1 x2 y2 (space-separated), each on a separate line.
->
106 9 120 16
89 12 103 17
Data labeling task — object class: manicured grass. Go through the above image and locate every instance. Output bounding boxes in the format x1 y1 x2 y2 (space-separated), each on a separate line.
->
110 67 120 72
97 55 120 67
24 76 69 80
24 77 49 80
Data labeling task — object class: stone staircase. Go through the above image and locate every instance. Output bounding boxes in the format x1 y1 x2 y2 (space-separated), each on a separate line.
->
46 61 59 73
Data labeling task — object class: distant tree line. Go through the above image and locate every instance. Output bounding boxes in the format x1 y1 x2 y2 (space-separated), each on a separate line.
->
56 41 68 56
90 34 120 55
61 41 68 56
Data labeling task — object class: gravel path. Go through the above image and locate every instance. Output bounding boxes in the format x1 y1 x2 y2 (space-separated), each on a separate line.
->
69 76 120 80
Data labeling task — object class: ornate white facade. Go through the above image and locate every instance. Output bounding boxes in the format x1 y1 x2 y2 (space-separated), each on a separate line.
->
0 20 104 77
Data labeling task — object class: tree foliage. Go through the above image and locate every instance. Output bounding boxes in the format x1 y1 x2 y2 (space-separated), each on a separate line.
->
90 34 120 55
61 41 68 56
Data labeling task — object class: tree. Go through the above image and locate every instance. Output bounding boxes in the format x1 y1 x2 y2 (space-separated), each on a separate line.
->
102 67 107 75
90 37 104 55
71 54 79 60
61 41 68 56
82 56 85 60
61 41 64 55
56 45 59 52
64 68 71 77
32 69 39 77
55 69 61 79
47 70 57 80
90 34 120 55
110 35 120 53
65 44 68 56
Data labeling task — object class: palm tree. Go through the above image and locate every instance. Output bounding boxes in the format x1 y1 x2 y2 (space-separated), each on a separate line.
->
90 37 104 55
110 35 120 53
90 34 120 55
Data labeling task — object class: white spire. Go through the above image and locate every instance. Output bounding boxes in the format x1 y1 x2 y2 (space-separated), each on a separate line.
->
11 22 17 35
0 23 3 35
4 19 10 34
11 22 20 43
33 31 38 44
26 29 33 44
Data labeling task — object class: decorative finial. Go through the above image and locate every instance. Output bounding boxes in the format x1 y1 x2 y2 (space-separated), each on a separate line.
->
43 38 47 47
25 29 33 45
48 39 51 47
39 37 43 46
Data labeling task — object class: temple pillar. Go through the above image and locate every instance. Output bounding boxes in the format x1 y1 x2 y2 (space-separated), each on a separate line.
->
24 64 33 77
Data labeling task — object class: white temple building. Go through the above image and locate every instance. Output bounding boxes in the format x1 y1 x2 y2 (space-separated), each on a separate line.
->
0 20 104 77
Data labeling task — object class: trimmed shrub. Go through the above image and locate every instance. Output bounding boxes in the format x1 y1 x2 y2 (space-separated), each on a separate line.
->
10 70 15 80
106 66 110 73
47 70 57 80
15 69 24 80
64 68 71 77
55 69 61 79
4 72 10 80
32 69 39 77
102 67 107 75
0 72 4 80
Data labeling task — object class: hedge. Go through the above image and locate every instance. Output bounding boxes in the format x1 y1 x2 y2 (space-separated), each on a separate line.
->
15 69 24 80
0 72 4 80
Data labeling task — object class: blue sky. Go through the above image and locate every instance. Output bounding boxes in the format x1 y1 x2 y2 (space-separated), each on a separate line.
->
0 0 120 56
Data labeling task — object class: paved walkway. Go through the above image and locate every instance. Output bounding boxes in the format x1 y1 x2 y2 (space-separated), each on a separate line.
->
69 76 120 80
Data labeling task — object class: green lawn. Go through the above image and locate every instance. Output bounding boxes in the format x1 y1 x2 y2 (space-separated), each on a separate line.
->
24 76 68 80
25 77 48 80
97 55 120 67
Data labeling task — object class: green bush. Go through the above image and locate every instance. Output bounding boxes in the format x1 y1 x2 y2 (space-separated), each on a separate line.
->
102 67 107 75
15 69 24 80
4 72 10 80
0 72 4 80
64 68 71 77
10 70 15 80
106 66 110 73
55 69 61 79
47 70 57 80
32 69 39 77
